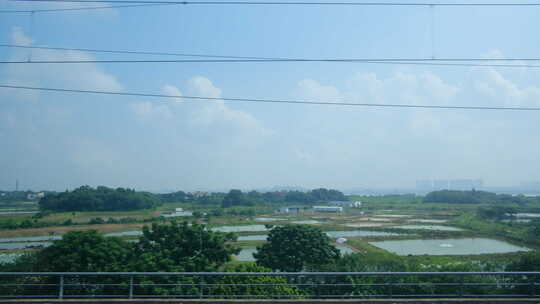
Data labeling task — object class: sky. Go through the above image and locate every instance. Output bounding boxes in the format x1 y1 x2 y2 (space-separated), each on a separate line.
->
0 1 540 192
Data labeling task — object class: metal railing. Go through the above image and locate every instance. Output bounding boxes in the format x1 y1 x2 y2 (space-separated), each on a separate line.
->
0 272 538 300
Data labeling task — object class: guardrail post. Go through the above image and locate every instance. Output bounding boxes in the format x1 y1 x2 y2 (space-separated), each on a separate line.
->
388 281 393 299
459 274 464 298
530 275 536 297
199 277 204 299
129 275 134 299
58 275 64 299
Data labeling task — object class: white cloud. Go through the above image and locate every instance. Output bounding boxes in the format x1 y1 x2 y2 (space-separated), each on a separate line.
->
5 28 122 92
297 79 342 101
12 27 33 46
162 84 183 101
186 77 270 136
188 76 222 99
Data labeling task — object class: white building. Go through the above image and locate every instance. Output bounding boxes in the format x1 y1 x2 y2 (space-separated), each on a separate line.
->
162 207 193 217
313 206 343 213
328 201 362 208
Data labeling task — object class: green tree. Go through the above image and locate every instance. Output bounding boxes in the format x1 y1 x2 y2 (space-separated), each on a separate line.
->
254 224 340 272
129 221 240 272
39 185 160 212
222 189 250 208
207 263 301 298
32 230 131 272
507 251 540 271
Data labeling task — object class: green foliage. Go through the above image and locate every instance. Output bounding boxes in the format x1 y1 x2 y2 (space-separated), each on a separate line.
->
39 185 161 212
32 230 132 272
319 251 408 272
424 189 527 205
129 221 240 272
208 263 301 298
254 224 340 272
159 190 189 203
89 217 105 225
477 205 516 221
528 219 540 238
506 251 540 271
222 189 252 208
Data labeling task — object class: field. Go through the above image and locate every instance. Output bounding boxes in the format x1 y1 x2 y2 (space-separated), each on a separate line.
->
1 195 539 268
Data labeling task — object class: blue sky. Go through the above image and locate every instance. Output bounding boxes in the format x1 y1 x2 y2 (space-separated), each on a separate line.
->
1 1 540 191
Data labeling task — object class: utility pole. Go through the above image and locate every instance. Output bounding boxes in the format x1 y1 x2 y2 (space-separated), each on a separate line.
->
16 179 19 192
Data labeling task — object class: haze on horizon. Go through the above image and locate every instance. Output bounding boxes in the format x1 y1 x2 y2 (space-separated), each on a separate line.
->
1 2 539 192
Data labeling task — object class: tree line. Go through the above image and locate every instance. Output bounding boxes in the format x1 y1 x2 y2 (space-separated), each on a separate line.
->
38 186 161 212
423 189 532 205
37 186 346 212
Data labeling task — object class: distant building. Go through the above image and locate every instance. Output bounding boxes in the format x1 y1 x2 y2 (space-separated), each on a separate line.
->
278 206 302 214
416 180 433 190
416 179 483 191
191 191 209 198
448 179 483 190
26 192 45 200
162 207 193 217
328 201 362 208
313 206 343 213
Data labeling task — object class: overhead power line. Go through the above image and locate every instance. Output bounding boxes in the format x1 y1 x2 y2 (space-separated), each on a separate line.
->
12 0 540 6
0 3 178 13
1 84 539 111
0 44 279 59
0 59 539 69
2 44 537 68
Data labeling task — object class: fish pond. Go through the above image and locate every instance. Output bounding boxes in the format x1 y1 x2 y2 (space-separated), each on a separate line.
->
369 238 529 256
392 225 463 231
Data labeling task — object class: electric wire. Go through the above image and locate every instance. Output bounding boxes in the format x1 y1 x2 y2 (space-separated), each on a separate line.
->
0 3 179 13
1 84 539 111
0 59 538 69
1 44 538 68
12 0 540 6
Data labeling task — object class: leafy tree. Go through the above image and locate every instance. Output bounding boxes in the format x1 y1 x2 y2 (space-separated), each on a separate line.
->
31 230 132 272
39 185 160 212
129 221 240 272
477 206 516 221
158 190 190 203
254 224 340 272
222 189 252 208
207 263 301 298
309 188 346 201
507 251 540 271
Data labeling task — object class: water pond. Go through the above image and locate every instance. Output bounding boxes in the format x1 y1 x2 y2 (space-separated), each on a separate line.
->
0 242 52 250
212 225 269 232
0 210 38 215
105 231 143 237
291 220 321 224
407 219 448 224
237 235 268 241
0 235 61 243
326 231 400 238
515 213 540 218
0 253 23 264
254 218 287 222
370 238 529 256
392 225 463 231
502 219 531 223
